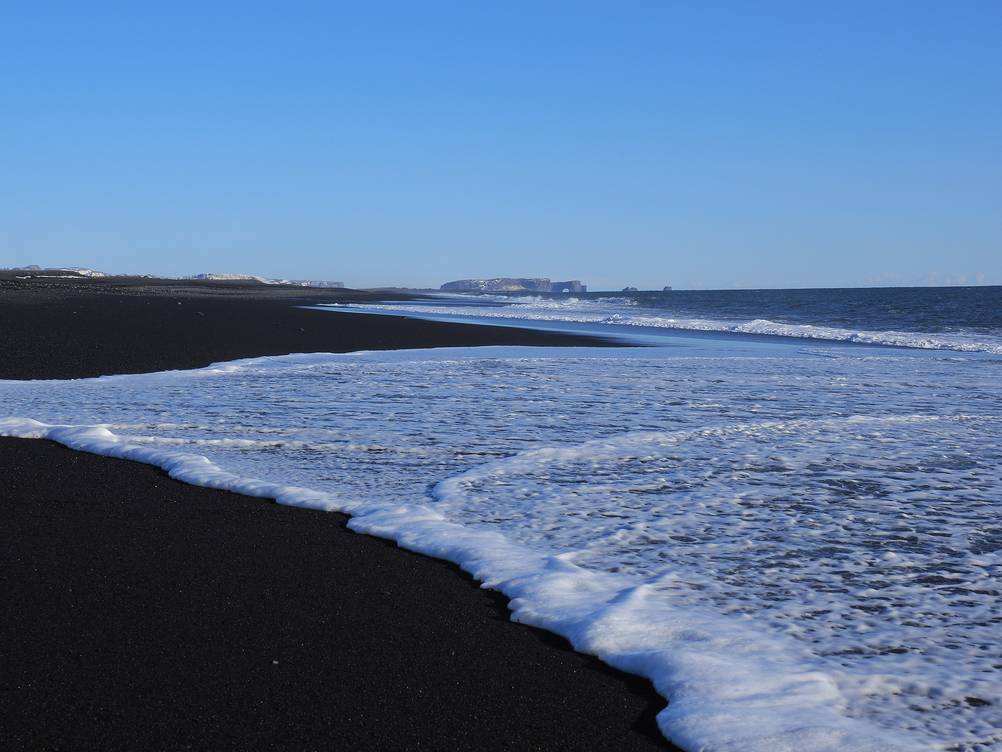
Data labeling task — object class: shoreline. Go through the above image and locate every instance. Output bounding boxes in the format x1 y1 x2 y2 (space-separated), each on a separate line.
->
0 280 673 750
0 277 615 380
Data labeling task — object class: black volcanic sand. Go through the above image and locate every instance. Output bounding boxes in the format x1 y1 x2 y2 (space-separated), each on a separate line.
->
0 276 613 380
0 279 673 750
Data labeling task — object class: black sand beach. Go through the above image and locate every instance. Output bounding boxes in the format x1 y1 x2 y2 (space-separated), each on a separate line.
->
1 279 672 750
0 275 612 380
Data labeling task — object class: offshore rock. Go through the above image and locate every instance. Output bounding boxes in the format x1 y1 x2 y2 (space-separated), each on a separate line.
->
441 278 586 293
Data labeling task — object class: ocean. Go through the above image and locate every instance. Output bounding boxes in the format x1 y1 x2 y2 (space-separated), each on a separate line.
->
2 286 1000 751
326 285 1002 353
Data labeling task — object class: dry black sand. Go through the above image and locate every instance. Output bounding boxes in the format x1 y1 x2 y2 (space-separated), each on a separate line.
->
0 275 612 380
0 279 673 750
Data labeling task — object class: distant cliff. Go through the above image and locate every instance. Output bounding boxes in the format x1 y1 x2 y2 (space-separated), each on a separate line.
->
441 278 586 293
190 273 344 288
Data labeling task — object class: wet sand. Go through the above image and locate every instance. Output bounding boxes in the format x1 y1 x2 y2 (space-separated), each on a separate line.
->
0 278 673 750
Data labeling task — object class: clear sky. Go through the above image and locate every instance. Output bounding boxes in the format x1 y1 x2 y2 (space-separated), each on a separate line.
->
2 1 1000 290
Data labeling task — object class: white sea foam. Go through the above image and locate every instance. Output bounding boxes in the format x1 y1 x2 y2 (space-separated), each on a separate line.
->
2 345 1000 751
330 296 1002 353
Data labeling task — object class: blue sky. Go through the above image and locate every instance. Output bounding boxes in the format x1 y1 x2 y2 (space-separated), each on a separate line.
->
2 1 1000 289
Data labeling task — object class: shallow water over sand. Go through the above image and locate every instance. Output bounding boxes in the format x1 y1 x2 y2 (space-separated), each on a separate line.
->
2 341 1000 751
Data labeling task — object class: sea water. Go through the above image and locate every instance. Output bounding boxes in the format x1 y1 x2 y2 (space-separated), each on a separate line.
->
2 287 1001 751
328 285 1002 353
